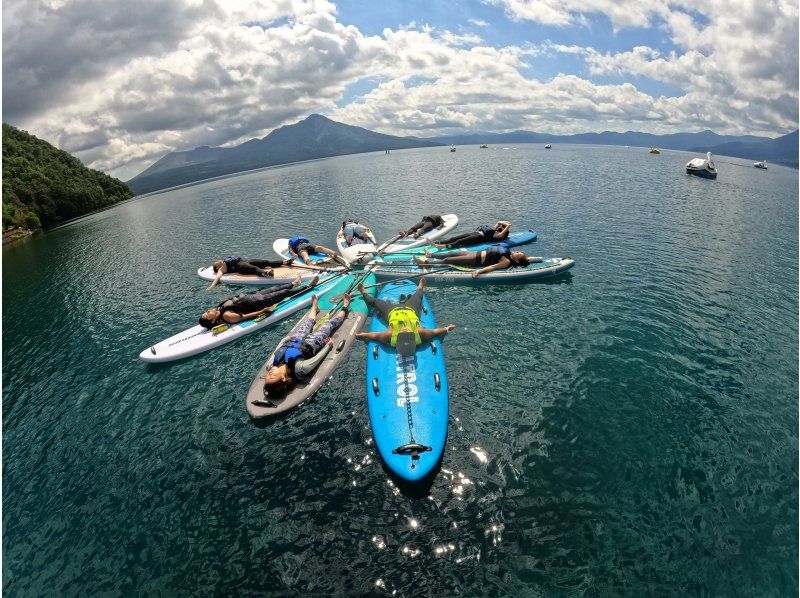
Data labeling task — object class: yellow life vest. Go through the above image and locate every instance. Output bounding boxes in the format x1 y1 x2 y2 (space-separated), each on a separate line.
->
388 306 422 347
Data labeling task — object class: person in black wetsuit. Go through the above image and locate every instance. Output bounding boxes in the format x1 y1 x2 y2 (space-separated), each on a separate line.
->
398 214 446 239
431 221 511 249
260 293 352 399
414 246 534 279
206 256 292 289
198 275 318 329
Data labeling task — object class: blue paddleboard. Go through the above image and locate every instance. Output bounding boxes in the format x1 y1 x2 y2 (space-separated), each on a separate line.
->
381 230 538 262
366 281 449 482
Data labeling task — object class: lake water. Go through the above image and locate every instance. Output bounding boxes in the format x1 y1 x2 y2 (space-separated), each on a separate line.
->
3 145 798 595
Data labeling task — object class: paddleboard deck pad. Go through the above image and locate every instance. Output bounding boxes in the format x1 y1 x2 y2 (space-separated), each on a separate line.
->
366 280 449 482
140 275 343 363
246 273 376 419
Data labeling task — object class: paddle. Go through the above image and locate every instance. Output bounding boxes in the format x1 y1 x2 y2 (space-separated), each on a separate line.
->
373 232 403 255
311 268 374 332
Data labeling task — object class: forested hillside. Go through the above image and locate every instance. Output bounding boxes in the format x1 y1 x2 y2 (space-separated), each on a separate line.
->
3 124 132 230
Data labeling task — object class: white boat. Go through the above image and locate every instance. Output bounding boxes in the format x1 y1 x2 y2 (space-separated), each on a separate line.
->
479 144 488 149
450 145 456 152
686 152 718 179
544 143 552 149
754 160 768 169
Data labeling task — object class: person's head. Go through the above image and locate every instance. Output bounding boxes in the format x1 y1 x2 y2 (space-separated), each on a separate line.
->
263 364 293 396
212 259 225 273
495 222 504 231
199 308 222 329
510 252 530 266
342 219 358 230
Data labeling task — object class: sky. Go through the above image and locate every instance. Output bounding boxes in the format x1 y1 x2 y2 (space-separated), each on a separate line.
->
3 0 798 180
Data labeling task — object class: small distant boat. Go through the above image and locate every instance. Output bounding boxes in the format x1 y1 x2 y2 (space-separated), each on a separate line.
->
450 145 456 152
686 152 718 179
544 143 552 149
754 160 768 169
649 147 661 154
479 144 488 149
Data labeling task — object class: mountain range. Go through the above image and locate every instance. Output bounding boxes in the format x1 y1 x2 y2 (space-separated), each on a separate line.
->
128 115 441 194
127 115 798 194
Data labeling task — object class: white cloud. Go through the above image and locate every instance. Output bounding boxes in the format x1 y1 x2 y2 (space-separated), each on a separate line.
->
2 0 796 179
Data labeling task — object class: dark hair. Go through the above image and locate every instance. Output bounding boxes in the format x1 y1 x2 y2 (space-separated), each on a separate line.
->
263 376 291 397
199 313 218 329
512 254 531 267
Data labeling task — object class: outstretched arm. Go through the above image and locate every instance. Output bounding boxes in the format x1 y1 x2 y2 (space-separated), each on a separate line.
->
355 330 393 344
222 305 274 324
419 324 456 341
471 258 511 278
206 268 225 290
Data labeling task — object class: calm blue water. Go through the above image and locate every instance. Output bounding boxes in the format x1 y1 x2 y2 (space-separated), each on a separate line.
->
4 145 798 595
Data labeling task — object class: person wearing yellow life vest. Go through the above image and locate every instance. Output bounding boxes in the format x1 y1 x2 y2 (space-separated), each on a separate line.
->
355 277 455 352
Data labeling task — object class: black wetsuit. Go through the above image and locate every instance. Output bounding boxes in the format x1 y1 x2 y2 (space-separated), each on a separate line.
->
363 287 424 322
405 215 445 237
437 225 499 248
215 257 284 276
432 246 511 266
217 283 304 318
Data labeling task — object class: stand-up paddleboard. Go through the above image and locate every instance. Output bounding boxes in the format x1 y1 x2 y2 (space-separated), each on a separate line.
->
381 230 538 260
140 275 343 363
379 214 459 254
336 223 379 265
272 238 339 266
197 264 343 286
246 272 376 419
370 257 575 284
366 281 448 482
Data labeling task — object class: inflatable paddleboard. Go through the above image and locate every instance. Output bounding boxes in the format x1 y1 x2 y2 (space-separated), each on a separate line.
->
382 229 538 260
245 272 376 419
272 238 339 265
366 280 449 482
370 257 575 284
379 214 459 254
197 264 343 286
139 275 342 363
336 223 379 265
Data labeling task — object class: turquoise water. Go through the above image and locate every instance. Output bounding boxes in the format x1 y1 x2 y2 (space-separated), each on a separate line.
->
4 145 798 595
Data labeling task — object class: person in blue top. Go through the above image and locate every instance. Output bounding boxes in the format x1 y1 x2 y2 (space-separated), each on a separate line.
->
414 246 534 278
260 292 351 399
207 256 292 289
287 235 343 265
430 221 511 249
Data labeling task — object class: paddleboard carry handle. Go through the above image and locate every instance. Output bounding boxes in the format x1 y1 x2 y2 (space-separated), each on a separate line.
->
372 378 380 396
372 345 379 360
335 339 346 353
434 372 441 391
429 341 437 354
392 442 432 459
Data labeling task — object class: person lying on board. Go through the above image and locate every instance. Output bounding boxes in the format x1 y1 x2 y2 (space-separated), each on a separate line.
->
354 278 455 351
288 235 345 265
198 275 318 330
207 256 293 289
398 214 445 239
430 221 511 249
340 219 373 246
414 247 536 279
260 293 351 400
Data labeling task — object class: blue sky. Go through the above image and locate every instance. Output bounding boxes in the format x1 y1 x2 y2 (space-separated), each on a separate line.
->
3 0 797 178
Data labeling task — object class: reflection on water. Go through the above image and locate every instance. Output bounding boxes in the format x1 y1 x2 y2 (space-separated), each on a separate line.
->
3 145 798 595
